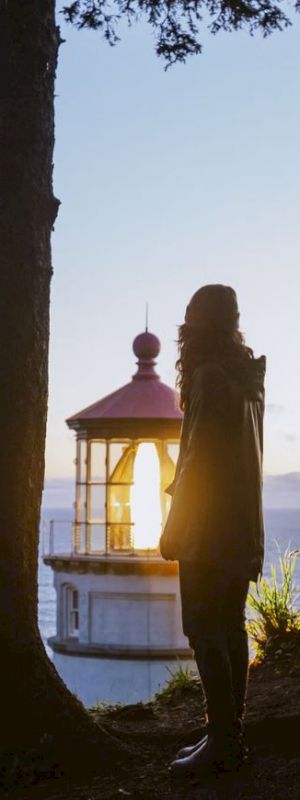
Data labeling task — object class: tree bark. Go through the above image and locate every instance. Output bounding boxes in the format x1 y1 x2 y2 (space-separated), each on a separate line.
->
0 1 126 773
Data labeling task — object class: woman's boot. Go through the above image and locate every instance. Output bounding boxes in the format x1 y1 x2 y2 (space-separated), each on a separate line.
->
170 720 246 778
176 732 208 759
176 717 247 760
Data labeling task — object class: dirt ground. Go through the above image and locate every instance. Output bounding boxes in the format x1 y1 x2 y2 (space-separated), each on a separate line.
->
5 639 300 800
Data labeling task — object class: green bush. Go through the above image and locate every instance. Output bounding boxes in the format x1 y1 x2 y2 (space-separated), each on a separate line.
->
247 549 300 661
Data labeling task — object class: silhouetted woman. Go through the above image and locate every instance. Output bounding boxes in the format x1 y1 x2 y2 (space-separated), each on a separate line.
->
159 284 266 778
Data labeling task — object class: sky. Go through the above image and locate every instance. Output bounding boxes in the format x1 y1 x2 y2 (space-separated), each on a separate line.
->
45 4 300 495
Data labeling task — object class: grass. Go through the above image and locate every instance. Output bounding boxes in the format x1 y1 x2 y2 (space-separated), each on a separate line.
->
154 663 200 703
247 548 300 661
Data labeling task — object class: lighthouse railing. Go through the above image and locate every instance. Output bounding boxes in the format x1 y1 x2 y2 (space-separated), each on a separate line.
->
42 519 108 557
42 518 162 558
42 518 74 557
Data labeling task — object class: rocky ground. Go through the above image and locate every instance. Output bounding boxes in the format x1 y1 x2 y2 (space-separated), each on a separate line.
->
4 638 300 800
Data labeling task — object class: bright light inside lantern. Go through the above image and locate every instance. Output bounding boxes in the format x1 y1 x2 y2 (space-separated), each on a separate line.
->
131 443 162 550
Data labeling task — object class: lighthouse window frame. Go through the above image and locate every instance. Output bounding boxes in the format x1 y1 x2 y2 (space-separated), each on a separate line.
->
88 484 106 523
76 483 86 522
88 441 107 484
83 440 108 552
72 437 180 555
64 585 79 639
108 440 132 478
76 439 87 484
107 438 135 553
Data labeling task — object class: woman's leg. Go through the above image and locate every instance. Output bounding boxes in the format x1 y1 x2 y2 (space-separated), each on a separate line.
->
179 563 236 728
186 567 237 735
172 563 246 774
224 577 249 721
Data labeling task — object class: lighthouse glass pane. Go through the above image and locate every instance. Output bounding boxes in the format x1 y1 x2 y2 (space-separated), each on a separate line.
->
131 442 162 550
88 485 106 522
90 441 106 483
107 483 131 524
78 440 87 483
76 484 86 522
109 442 132 480
89 524 106 553
107 524 133 552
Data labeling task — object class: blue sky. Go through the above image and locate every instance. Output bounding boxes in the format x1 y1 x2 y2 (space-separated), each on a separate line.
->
46 6 300 484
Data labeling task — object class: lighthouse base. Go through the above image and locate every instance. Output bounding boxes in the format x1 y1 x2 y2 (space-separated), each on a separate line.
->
45 554 195 706
53 650 196 707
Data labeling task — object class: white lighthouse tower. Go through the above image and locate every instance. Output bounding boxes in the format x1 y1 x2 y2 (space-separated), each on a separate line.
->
44 330 194 707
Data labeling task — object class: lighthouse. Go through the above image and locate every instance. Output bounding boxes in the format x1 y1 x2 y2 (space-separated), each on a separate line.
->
44 330 194 706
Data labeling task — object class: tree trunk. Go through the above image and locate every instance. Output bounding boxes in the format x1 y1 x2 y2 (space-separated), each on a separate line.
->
0 1 125 776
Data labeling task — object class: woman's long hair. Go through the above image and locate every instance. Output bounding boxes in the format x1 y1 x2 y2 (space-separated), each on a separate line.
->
176 285 253 410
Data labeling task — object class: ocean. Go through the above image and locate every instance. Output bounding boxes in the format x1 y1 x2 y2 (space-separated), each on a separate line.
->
39 506 300 656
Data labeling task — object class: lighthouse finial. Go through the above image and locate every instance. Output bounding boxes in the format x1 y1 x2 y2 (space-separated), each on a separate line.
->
145 302 149 332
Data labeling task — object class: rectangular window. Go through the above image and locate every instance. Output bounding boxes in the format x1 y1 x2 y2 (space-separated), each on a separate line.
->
76 484 86 522
88 484 106 522
89 441 106 483
107 483 131 524
67 588 79 638
88 524 106 554
108 441 132 481
107 523 133 552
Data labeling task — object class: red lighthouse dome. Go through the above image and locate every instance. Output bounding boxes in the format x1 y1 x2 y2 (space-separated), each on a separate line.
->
67 330 182 438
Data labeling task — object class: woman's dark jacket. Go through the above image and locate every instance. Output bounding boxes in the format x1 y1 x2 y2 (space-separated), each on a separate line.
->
159 355 266 582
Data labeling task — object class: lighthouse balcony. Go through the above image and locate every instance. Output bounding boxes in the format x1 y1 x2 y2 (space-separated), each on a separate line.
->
43 518 173 561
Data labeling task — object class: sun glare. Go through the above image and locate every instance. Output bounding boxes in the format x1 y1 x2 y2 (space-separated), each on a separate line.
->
131 443 162 550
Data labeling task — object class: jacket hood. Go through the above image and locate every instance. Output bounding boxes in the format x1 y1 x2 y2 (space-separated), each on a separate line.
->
231 354 266 402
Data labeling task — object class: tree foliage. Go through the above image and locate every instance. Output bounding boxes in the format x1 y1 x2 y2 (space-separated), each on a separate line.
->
63 0 298 65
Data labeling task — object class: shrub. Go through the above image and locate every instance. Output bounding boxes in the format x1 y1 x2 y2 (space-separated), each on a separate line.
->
247 549 300 661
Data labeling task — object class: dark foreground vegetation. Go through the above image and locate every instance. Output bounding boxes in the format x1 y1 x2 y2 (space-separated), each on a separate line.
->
1 553 299 798
2 628 299 800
